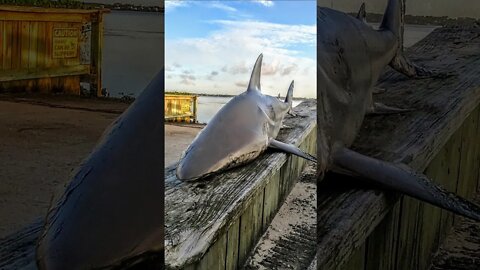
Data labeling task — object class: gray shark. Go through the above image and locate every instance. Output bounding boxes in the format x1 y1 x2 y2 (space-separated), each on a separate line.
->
176 54 316 181
36 71 165 269
317 0 480 221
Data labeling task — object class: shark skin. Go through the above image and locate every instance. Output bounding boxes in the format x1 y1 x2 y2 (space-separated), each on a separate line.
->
36 71 165 270
317 0 480 221
176 54 316 181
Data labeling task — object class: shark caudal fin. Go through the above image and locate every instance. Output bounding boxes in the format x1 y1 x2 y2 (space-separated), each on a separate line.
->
269 139 317 163
356 3 367 23
284 80 295 115
333 147 480 221
247 54 263 92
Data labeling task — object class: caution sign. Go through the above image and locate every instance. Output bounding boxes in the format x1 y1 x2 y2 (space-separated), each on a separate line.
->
53 28 79 59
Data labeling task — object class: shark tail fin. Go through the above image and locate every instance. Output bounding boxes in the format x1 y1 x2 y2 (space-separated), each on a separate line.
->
284 80 294 111
356 2 367 23
247 54 263 92
333 147 480 222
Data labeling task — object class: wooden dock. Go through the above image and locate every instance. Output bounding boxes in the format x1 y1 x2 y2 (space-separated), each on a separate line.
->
165 100 316 269
314 24 480 270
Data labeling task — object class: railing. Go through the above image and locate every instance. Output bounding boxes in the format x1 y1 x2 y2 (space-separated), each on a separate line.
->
164 100 316 269
314 25 480 270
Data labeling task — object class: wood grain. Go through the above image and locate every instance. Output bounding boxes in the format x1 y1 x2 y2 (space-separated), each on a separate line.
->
0 7 104 95
165 101 316 269
317 25 480 270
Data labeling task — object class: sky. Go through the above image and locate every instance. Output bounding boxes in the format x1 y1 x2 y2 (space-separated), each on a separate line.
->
165 0 316 98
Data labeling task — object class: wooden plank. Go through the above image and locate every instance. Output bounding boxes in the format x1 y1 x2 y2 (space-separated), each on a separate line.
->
197 234 227 270
339 243 366 270
28 22 38 69
0 219 43 270
0 65 89 82
90 12 104 96
20 21 30 69
316 25 480 269
364 203 401 270
165 101 316 269
45 22 53 68
2 21 12 70
262 171 281 228
0 12 89 23
10 21 19 70
226 219 240 270
0 5 105 14
0 21 3 69
36 22 46 68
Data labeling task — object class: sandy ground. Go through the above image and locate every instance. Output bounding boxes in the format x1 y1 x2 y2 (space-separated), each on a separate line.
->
245 163 317 269
0 100 122 238
0 96 201 239
164 124 201 167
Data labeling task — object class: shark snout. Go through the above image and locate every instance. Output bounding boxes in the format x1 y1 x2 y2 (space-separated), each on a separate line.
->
176 155 210 181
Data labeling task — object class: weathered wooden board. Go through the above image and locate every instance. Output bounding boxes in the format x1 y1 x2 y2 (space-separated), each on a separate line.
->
165 101 316 269
0 219 43 270
0 6 106 95
317 25 480 270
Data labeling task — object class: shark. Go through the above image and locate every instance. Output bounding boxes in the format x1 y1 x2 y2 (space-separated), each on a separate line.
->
316 0 480 221
176 54 316 181
36 71 165 269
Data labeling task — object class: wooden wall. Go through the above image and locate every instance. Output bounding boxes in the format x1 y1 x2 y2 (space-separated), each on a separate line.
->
164 94 198 123
0 6 105 95
341 105 480 270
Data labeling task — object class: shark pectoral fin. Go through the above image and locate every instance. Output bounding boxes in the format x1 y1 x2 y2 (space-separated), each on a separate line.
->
372 87 386 94
366 102 413 115
268 139 316 163
333 147 480 221
389 53 452 79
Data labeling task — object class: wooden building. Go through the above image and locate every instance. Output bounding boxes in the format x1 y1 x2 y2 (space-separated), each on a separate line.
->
165 94 198 123
0 5 107 96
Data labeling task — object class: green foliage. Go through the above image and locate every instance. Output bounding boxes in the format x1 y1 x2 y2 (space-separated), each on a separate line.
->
0 0 87 9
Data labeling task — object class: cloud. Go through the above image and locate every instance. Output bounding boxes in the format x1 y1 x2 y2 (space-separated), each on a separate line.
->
208 2 237 12
235 81 248 88
165 0 188 11
281 64 298 76
253 0 274 7
207 71 219 80
179 74 196 85
166 20 316 97
228 63 250 75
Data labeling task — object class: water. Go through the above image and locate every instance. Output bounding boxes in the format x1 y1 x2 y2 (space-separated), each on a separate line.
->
102 11 163 97
197 96 303 124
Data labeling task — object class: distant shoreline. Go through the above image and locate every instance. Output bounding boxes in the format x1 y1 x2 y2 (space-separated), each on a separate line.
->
85 2 163 13
165 91 312 100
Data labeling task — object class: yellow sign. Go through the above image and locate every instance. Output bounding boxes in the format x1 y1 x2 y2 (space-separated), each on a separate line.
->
53 28 79 59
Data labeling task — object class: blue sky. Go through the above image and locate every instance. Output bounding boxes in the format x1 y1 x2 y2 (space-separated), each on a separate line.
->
165 0 316 98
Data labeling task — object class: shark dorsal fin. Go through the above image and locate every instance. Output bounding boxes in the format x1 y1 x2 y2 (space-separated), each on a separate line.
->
247 54 263 92
357 3 367 23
